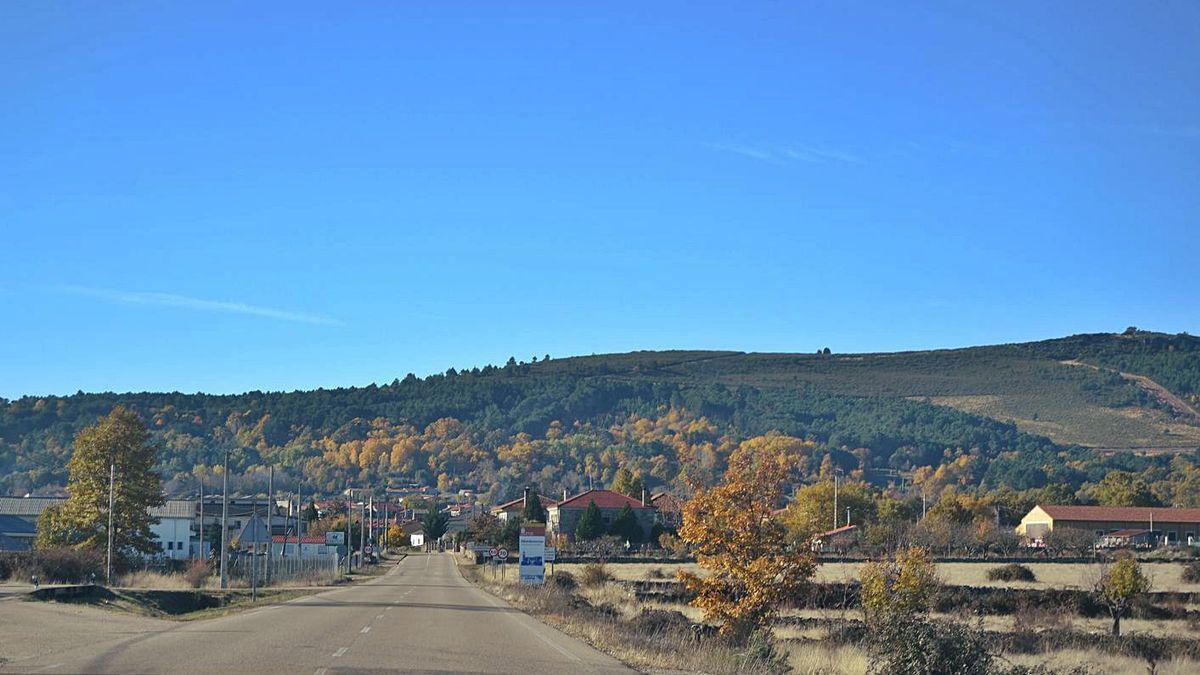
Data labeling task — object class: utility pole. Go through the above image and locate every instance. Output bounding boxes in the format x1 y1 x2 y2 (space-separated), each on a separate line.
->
106 460 115 585
832 468 840 530
198 479 204 561
250 495 258 602
382 498 388 551
220 450 230 589
266 466 274 585
368 494 374 560
345 489 352 573
360 498 366 564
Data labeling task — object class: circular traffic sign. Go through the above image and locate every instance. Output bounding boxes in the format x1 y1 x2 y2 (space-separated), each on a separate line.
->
497 548 509 560
489 547 498 557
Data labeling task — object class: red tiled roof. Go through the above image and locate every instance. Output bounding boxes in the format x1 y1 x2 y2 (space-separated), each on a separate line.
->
492 494 560 511
812 524 857 539
650 492 684 512
554 489 652 510
1039 504 1200 523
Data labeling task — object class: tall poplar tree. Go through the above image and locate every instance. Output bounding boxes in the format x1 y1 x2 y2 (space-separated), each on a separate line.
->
35 407 164 556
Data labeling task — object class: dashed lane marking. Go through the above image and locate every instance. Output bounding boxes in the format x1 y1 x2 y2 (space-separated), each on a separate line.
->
333 647 348 658
360 626 372 634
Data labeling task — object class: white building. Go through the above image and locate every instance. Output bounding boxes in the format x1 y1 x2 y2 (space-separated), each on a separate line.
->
149 500 196 560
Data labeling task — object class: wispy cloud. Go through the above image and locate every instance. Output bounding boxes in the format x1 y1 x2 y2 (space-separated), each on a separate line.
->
705 141 864 165
60 286 344 326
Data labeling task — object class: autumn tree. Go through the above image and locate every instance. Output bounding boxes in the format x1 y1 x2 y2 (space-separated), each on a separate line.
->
859 546 940 623
782 479 877 545
1095 556 1151 636
678 434 816 643
34 407 164 558
574 500 604 541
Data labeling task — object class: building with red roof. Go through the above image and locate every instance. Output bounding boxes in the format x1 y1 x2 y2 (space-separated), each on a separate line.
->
1017 504 1200 547
650 492 684 529
547 489 655 541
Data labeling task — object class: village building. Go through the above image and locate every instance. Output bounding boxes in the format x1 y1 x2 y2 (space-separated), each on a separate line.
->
0 496 64 552
1017 504 1200 546
810 524 858 554
649 492 684 530
490 494 559 522
546 489 655 541
148 500 197 560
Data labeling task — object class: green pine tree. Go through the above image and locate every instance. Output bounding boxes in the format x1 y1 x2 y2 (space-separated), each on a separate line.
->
574 500 604 541
608 503 644 542
522 493 546 523
422 507 450 542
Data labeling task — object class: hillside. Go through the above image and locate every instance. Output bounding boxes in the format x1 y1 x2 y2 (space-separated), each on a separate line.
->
2 330 1197 501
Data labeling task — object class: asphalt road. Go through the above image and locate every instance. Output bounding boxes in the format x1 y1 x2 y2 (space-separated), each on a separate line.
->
3 553 632 674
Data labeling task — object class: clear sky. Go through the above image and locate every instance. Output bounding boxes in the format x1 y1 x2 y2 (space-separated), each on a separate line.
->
2 2 1198 399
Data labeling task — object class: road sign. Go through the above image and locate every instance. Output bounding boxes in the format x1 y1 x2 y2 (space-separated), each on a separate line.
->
489 547 498 557
364 544 373 554
544 547 556 563
325 531 345 546
497 548 509 561
518 523 545 586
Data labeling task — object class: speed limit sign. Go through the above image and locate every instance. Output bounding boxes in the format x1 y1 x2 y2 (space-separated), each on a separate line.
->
489 547 498 557
497 548 509 561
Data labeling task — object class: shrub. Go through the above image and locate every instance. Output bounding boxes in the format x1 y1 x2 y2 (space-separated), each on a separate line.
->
14 547 106 583
868 614 993 675
183 559 212 588
645 566 665 579
1181 561 1200 583
580 562 612 587
987 564 1037 583
549 571 577 590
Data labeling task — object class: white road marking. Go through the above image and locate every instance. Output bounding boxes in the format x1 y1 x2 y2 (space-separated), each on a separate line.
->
314 669 327 675
376 614 384 619
386 605 394 611
360 626 372 634
333 647 348 658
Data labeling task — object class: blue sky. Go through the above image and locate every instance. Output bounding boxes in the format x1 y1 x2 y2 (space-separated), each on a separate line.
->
2 2 1198 399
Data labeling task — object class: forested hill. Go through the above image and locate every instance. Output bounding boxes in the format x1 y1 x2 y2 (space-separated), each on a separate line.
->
2 330 1198 502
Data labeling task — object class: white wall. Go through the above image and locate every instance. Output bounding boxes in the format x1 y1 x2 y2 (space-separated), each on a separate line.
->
151 517 192 560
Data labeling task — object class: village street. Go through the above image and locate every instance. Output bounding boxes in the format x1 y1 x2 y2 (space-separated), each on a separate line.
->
0 553 630 674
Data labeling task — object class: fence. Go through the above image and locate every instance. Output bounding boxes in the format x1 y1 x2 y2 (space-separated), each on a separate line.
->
224 552 339 585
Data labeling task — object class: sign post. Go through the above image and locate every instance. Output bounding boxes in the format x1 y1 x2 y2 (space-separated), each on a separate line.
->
518 523 545 586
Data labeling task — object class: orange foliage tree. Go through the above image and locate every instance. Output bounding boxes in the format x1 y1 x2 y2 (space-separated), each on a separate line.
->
678 434 817 642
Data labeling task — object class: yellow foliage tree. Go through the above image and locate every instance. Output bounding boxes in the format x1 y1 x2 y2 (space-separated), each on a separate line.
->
1095 556 1151 636
859 546 940 624
678 434 816 642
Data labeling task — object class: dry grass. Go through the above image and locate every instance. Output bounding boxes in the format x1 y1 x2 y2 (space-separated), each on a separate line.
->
1001 649 1200 674
116 571 195 589
462 565 784 674
783 641 870 675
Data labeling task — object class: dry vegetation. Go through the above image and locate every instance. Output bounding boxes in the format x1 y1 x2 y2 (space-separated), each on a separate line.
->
535 560 1200 674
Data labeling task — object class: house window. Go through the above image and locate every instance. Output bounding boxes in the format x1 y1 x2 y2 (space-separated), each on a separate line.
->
167 541 173 550
178 541 185 550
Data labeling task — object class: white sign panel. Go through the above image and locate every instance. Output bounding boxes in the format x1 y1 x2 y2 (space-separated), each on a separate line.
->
325 531 345 546
544 547 556 563
518 525 545 586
